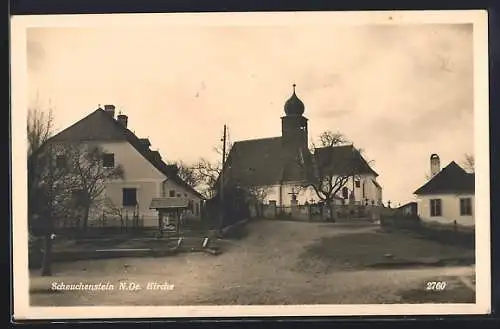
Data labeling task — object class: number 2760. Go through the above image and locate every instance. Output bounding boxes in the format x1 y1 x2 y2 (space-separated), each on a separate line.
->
426 281 447 291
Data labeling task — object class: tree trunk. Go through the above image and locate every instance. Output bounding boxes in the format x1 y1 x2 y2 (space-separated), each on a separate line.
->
326 200 335 222
158 211 164 237
41 233 53 276
82 206 90 236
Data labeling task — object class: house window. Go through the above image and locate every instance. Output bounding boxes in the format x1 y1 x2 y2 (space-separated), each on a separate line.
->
460 198 473 216
169 190 175 197
355 180 361 188
122 188 137 206
102 153 115 168
430 199 442 217
56 155 66 169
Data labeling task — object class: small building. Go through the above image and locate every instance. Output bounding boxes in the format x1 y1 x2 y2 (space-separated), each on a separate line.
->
150 197 190 236
413 154 475 228
397 202 418 217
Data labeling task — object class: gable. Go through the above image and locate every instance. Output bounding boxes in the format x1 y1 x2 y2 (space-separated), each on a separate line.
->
42 108 204 199
414 161 475 195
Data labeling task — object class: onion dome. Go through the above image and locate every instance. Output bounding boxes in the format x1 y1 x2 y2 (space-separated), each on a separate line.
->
284 84 305 116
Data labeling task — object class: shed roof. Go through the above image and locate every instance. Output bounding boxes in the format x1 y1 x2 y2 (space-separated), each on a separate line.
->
149 197 190 209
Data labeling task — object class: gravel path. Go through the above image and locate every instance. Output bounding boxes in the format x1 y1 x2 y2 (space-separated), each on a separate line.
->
30 220 475 306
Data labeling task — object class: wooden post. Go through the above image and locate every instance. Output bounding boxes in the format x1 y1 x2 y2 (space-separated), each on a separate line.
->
158 210 164 237
219 124 227 233
176 209 181 236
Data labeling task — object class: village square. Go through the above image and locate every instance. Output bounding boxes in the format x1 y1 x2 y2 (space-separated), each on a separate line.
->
27 84 476 306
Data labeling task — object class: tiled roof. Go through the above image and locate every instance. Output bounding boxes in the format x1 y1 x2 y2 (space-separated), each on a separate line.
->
222 138 377 189
314 145 379 177
149 197 189 209
224 137 287 187
48 109 204 199
413 161 475 195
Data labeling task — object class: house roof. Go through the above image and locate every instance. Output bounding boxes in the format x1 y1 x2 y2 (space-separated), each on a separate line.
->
149 197 189 210
314 145 379 177
47 108 204 199
221 138 377 189
413 161 475 195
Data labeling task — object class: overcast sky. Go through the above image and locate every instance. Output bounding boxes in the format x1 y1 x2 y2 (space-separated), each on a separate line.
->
26 22 474 205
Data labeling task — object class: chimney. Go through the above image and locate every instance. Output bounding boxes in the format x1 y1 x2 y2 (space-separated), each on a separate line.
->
139 138 151 149
117 114 128 128
430 153 440 177
104 104 115 118
165 164 179 177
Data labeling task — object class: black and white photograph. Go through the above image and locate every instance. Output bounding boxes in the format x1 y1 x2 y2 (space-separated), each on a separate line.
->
11 10 490 319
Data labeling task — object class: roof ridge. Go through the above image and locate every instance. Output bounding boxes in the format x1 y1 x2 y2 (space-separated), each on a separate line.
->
234 136 281 143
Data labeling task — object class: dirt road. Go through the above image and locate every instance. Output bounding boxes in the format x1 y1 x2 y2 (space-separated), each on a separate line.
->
30 219 475 306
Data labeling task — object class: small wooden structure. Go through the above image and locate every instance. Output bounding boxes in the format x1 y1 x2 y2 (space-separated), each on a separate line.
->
149 197 189 237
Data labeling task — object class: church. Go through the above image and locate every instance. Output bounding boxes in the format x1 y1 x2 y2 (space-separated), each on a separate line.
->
221 85 383 208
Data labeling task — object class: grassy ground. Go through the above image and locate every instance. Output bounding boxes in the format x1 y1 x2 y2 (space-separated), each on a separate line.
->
297 229 475 273
30 220 476 306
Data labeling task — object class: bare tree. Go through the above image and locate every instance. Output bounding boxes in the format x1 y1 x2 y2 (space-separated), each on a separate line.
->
27 107 54 157
65 143 124 235
462 153 475 173
192 136 234 198
28 143 74 276
299 131 366 221
318 130 348 148
27 107 62 276
167 161 201 188
192 159 223 198
103 197 126 232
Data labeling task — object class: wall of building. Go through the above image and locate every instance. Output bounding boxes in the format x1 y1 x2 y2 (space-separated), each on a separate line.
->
257 174 382 207
162 179 203 220
85 141 203 227
69 141 164 227
416 193 475 227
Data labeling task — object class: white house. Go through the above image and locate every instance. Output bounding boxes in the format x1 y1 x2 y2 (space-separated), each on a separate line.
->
220 85 382 208
413 154 475 228
46 104 204 228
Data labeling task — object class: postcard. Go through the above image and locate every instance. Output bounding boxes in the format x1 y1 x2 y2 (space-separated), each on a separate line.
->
11 10 490 320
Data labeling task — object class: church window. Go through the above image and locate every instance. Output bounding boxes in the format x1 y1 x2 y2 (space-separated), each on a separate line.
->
342 186 349 199
355 180 361 188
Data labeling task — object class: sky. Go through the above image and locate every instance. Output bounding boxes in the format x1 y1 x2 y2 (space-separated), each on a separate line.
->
26 22 474 205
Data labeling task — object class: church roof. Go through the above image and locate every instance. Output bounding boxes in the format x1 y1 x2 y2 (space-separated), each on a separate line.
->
224 137 288 187
222 138 377 189
45 108 204 199
413 161 475 195
314 145 379 177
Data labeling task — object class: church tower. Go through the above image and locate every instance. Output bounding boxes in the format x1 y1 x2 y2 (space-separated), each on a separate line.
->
281 84 308 150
